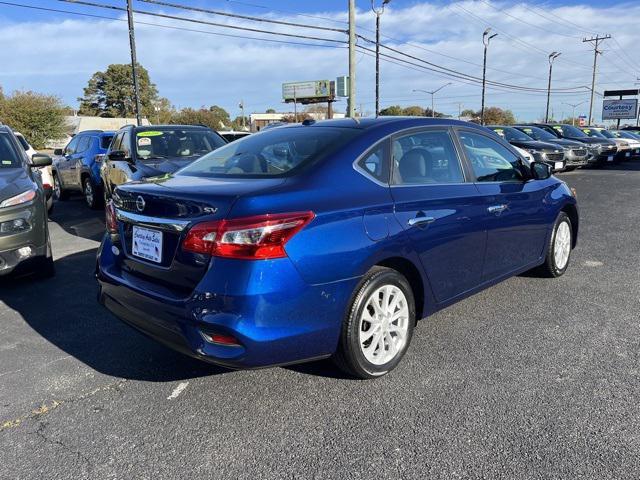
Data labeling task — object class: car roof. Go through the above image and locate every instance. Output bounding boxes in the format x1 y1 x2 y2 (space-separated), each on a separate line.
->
274 117 482 132
120 124 213 132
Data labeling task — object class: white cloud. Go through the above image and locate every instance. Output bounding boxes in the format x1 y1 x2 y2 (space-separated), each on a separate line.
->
1 1 638 122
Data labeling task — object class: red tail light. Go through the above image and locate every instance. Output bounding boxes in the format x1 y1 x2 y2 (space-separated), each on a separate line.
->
182 211 315 260
105 200 118 234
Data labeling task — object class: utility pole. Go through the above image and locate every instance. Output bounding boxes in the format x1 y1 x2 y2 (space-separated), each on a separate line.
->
545 52 561 122
457 103 463 120
413 83 451 118
126 0 142 126
347 0 356 118
481 28 498 126
562 101 587 126
293 86 298 123
371 0 390 117
583 34 610 125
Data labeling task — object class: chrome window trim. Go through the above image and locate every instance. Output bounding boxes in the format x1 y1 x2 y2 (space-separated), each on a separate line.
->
115 209 190 232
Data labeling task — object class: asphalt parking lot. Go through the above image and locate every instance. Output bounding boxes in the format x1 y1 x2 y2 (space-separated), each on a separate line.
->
1 162 639 479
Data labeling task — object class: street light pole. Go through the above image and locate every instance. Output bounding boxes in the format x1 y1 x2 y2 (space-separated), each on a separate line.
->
347 0 356 118
413 82 452 118
371 0 390 117
562 101 587 126
481 28 498 126
239 100 246 129
545 52 561 122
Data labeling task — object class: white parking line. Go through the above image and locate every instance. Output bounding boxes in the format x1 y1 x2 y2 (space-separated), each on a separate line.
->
167 382 189 400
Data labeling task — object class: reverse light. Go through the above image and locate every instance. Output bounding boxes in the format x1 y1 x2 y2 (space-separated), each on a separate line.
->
182 211 315 260
0 189 36 208
105 200 118 234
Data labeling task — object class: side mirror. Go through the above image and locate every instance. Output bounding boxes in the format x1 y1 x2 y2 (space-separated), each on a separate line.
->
108 150 131 162
54 148 63 156
30 153 52 168
531 161 552 180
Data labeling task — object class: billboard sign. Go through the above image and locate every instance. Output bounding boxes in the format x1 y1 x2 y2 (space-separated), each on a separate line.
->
602 99 638 120
282 80 331 101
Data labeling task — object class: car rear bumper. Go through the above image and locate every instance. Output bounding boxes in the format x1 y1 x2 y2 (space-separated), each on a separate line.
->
97 236 358 369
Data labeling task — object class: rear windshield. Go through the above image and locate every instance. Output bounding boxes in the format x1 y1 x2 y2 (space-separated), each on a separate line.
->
178 127 359 178
0 133 22 168
135 128 225 161
101 135 114 149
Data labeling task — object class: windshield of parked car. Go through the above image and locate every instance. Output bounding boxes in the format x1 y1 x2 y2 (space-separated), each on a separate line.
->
516 126 557 142
489 126 532 142
580 128 607 138
15 134 30 151
0 133 22 168
178 127 359 178
551 124 588 138
614 131 638 140
134 129 225 161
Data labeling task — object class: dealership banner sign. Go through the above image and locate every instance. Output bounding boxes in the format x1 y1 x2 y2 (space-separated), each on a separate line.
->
602 99 638 120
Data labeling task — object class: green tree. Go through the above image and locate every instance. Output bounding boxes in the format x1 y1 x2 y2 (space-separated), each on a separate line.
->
78 63 163 119
265 108 276 113
402 105 425 116
483 107 516 125
170 106 231 130
209 105 231 127
281 113 313 123
231 116 249 130
379 105 404 116
0 90 66 149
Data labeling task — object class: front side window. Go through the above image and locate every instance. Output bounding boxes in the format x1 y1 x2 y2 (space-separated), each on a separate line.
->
392 130 464 185
64 136 80 155
101 135 114 149
110 133 123 153
357 141 389 183
458 130 525 182
554 124 588 138
134 128 225 161
179 127 358 178
0 134 22 168
16 135 30 151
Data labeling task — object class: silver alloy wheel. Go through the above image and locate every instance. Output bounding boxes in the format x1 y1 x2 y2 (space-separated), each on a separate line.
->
554 221 571 270
358 285 409 365
84 180 93 207
53 176 61 200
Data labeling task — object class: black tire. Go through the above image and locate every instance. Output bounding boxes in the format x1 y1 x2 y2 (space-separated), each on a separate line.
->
53 174 69 201
333 266 416 379
34 255 55 279
537 212 572 278
83 177 102 210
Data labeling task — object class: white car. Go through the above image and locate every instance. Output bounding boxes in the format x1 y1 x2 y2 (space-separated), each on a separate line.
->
15 131 53 213
513 145 534 164
610 130 640 158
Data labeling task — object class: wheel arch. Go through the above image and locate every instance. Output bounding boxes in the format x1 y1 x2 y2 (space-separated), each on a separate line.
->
561 203 579 248
375 256 426 320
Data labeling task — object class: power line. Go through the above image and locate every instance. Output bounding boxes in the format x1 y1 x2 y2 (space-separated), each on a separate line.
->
137 0 347 33
59 0 346 44
0 1 346 48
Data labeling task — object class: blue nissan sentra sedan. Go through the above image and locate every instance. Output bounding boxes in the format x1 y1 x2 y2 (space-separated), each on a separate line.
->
97 118 578 379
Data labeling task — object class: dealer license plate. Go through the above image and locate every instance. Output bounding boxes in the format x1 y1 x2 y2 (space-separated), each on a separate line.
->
607 155 614 162
132 226 163 263
555 162 563 170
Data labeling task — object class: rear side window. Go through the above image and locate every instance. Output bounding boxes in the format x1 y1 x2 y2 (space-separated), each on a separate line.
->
179 127 358 178
392 130 464 185
358 140 389 184
458 131 524 183
0 133 22 168
76 136 92 153
101 135 114 149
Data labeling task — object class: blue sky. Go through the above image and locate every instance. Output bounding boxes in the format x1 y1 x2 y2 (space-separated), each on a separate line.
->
1 1 639 122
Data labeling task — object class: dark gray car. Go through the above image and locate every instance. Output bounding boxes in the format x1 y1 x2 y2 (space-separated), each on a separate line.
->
0 125 54 278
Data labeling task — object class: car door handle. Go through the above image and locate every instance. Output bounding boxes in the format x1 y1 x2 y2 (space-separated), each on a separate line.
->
487 204 507 214
408 216 436 227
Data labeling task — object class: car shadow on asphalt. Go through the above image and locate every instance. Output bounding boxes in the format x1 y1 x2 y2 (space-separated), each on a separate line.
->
0 249 229 382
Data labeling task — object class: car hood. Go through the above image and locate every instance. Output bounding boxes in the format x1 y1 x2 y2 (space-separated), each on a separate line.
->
508 140 563 151
563 136 614 146
0 168 33 202
546 138 586 148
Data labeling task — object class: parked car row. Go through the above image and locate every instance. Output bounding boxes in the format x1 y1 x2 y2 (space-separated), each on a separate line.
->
486 123 640 172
